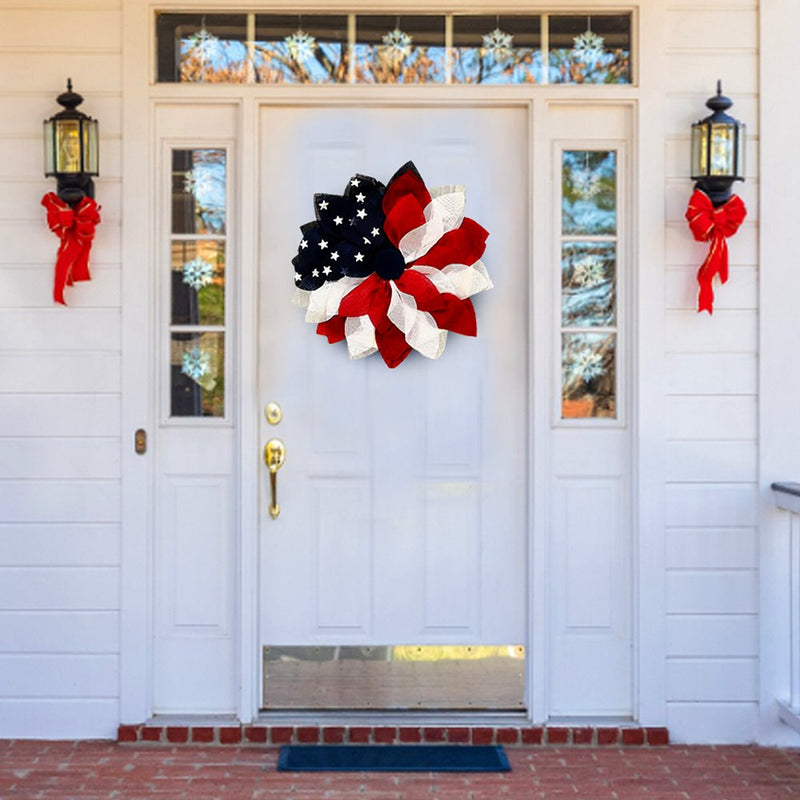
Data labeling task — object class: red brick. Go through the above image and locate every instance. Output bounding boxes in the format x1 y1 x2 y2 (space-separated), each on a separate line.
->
546 727 569 745
646 727 670 747
220 727 242 744
322 727 345 744
348 726 371 743
423 727 446 742
244 726 267 744
270 727 293 744
621 728 645 746
471 727 494 745
572 727 594 745
597 728 620 746
373 726 397 744
447 728 470 743
398 727 421 743
297 726 320 744
117 725 139 743
140 726 162 742
521 727 543 745
166 727 189 744
191 727 215 743
496 728 520 745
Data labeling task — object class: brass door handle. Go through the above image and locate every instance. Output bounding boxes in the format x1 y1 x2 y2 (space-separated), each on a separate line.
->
264 438 286 519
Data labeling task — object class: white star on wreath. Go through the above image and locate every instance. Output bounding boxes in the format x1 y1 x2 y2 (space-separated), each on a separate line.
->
285 30 316 63
382 27 413 60
572 255 605 287
181 346 212 382
181 257 215 291
186 28 220 64
573 348 604 381
482 27 514 63
572 29 605 63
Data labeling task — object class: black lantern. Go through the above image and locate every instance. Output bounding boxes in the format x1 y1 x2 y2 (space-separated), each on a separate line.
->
690 80 745 207
43 79 99 207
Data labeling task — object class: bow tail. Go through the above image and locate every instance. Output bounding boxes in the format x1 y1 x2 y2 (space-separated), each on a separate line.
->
696 233 728 315
53 234 84 305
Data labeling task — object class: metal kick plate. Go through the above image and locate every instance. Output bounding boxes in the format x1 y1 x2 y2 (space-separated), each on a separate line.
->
262 645 525 711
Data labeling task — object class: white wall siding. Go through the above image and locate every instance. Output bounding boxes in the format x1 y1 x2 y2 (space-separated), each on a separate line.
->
0 0 122 739
664 0 759 744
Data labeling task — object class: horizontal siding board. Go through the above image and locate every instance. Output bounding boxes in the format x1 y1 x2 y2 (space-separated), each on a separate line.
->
665 93 759 138
0 654 118 697
0 524 119 566
0 394 119 436
0 179 122 224
0 353 119 393
666 484 758 527
0 54 121 93
665 310 757 354
0 266 121 309
0 96 121 138
0 221 120 266
664 353 756 396
666 395 757 440
667 570 757 614
0 438 119 479
665 53 758 94
667 702 758 745
0 698 118 739
666 223 757 268
665 267 757 312
0 610 118 653
0 9 121 49
666 441 756 483
666 528 757 569
665 9 758 50
0 481 120 523
667 614 758 657
0 308 120 351
0 566 118 610
0 139 122 184
667 658 757 702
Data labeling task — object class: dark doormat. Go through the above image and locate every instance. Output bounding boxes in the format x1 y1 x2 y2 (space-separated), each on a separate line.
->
278 744 511 772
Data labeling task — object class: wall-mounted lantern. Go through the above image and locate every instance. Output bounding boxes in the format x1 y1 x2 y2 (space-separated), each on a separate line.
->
43 78 99 207
690 80 745 207
41 79 101 305
685 80 747 315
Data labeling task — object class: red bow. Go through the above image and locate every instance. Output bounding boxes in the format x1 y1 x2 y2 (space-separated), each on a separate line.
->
685 189 746 314
41 192 101 305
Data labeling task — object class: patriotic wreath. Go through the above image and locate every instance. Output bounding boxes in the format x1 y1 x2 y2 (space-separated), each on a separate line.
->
292 161 492 368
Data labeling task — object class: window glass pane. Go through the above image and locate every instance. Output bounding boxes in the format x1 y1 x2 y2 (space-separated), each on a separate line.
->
561 332 615 419
451 15 541 84
354 15 445 83
548 14 631 85
254 15 349 83
171 240 225 326
562 150 616 236
561 242 616 327
171 332 225 417
156 13 249 83
172 149 227 236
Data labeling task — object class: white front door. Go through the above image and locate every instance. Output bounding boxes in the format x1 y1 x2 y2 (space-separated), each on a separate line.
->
257 104 529 710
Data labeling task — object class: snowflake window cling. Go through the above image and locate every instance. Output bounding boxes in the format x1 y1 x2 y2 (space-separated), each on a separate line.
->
186 24 220 70
572 16 605 64
571 346 604 382
382 19 413 62
181 346 212 382
285 17 316 64
572 151 602 199
572 254 606 288
482 18 514 64
182 257 215 291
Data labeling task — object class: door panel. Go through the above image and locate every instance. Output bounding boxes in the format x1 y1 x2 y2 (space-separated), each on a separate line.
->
258 106 529 707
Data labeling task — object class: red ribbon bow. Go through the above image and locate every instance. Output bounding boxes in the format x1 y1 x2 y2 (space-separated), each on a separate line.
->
685 189 747 314
41 192 101 305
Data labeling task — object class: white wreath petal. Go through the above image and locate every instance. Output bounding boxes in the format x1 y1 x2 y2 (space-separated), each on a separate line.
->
397 186 466 264
387 281 447 360
411 260 493 300
344 315 378 360
304 276 366 323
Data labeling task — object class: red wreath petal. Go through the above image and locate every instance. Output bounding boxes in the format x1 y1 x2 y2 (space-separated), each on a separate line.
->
375 318 412 368
383 194 427 248
411 217 488 270
428 296 477 337
316 316 346 343
382 166 432 218
393 270 441 307
338 274 391 326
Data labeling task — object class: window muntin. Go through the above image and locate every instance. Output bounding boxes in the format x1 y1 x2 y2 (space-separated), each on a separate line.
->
559 149 619 420
169 148 228 418
156 11 632 85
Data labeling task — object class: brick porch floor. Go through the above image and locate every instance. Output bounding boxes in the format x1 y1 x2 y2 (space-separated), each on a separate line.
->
3 741 800 799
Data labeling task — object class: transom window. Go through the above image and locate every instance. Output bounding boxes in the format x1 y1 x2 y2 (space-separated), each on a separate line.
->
156 11 632 85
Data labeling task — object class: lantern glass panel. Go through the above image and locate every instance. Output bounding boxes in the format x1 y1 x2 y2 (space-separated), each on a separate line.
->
709 123 735 176
55 119 81 173
691 124 708 178
43 120 56 176
82 119 99 175
736 122 746 179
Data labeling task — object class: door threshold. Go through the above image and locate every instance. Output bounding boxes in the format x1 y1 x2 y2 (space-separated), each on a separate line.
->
256 710 530 727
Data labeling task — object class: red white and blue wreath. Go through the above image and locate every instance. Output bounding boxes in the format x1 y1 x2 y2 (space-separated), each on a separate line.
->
291 161 492 369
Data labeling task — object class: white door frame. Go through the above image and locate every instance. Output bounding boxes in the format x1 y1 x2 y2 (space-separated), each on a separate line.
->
120 0 668 728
